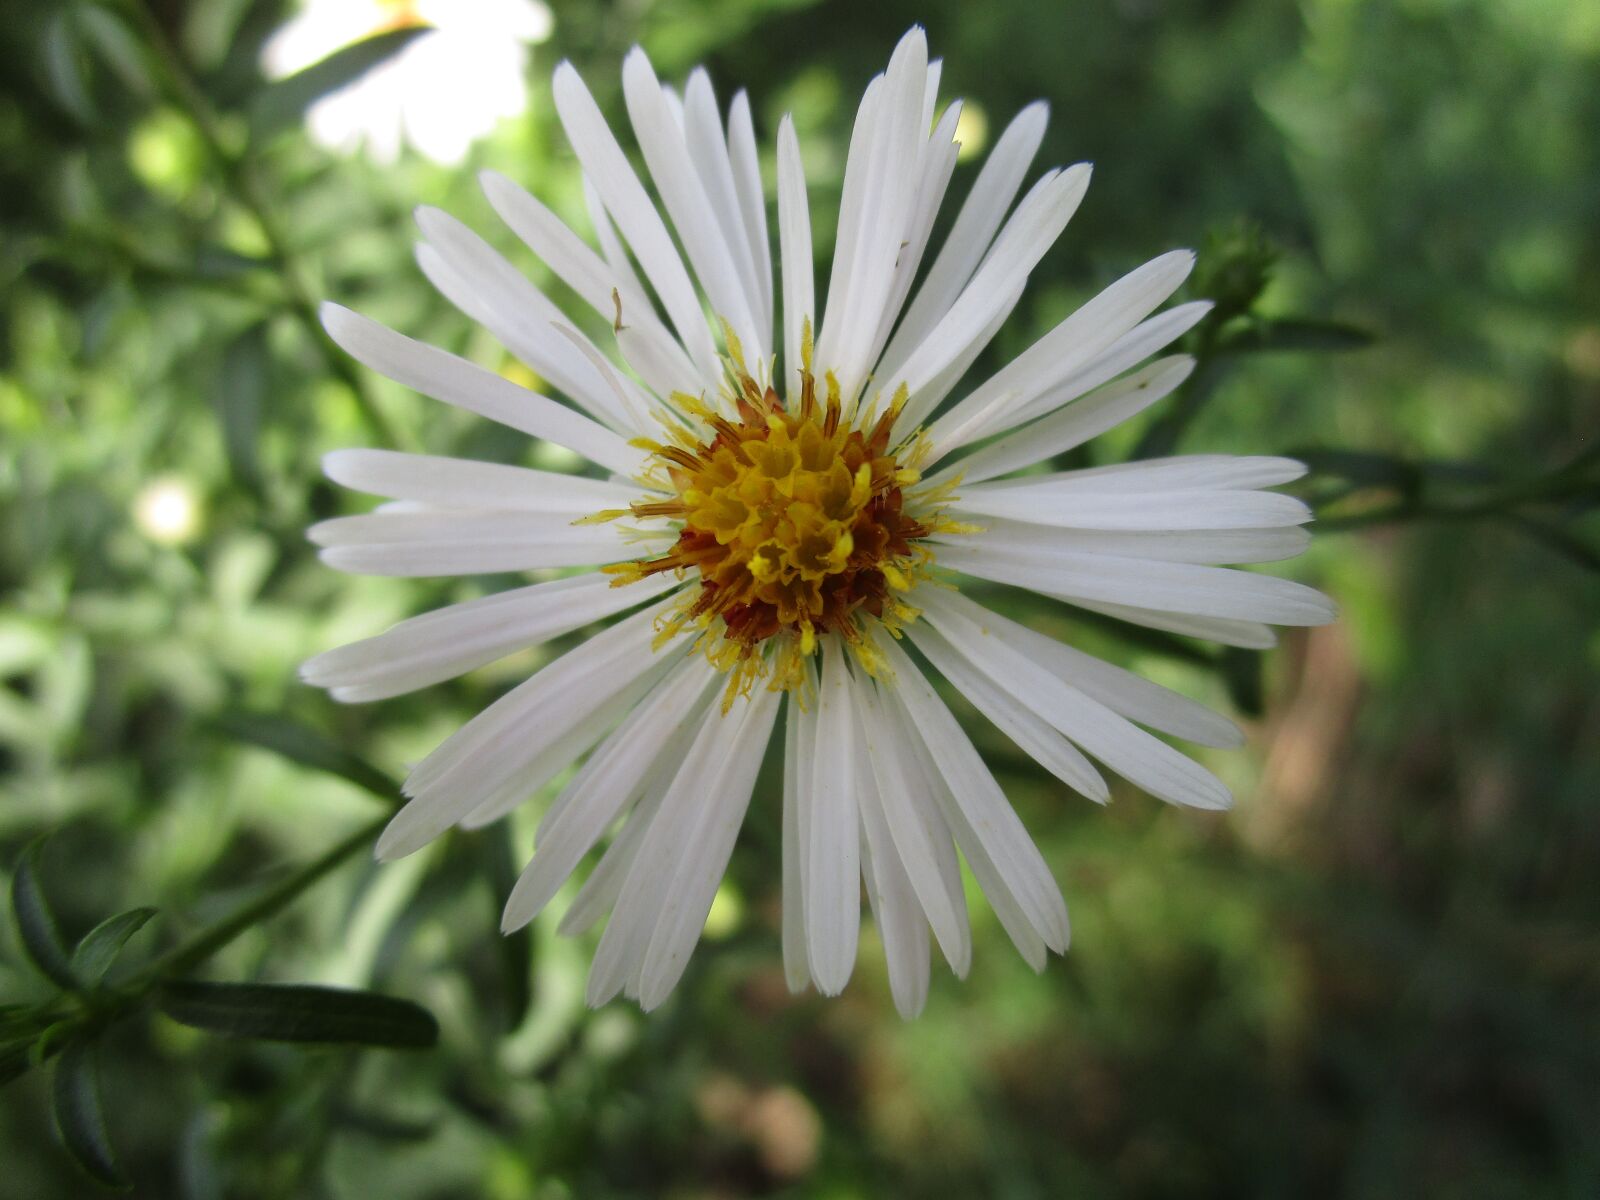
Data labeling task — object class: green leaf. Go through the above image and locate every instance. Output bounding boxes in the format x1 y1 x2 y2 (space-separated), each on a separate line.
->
10 840 80 992
483 828 533 1030
213 712 399 801
74 7 154 100
51 1042 130 1189
158 982 438 1049
1221 317 1375 355
216 324 268 492
71 908 158 986
42 10 96 126
249 27 430 141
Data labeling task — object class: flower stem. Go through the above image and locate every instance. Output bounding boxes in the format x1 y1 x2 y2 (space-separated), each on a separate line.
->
108 0 407 449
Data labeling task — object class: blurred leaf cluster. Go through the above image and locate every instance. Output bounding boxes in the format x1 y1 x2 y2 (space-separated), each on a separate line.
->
1 0 1597 1197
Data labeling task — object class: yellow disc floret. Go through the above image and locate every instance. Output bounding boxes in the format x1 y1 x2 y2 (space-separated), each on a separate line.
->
600 328 953 704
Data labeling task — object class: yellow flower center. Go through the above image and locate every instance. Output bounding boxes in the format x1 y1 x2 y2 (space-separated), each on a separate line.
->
600 330 956 704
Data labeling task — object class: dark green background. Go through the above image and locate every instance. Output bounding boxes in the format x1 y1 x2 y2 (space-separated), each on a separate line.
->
2 0 1598 1196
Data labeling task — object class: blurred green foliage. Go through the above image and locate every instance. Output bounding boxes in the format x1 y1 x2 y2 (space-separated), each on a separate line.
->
1 0 1598 1197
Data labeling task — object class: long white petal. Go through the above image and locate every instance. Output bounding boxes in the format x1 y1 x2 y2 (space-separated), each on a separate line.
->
320 303 645 479
916 588 1233 810
937 519 1312 566
322 449 648 512
501 656 719 931
872 633 1069 952
928 356 1194 487
974 454 1310 494
857 754 931 1018
377 596 683 859
857 678 972 974
552 61 720 380
807 636 861 995
780 693 811 991
727 90 774 343
936 540 1336 625
1060 598 1279 650
301 571 678 702
777 116 814 400
412 207 641 431
925 249 1196 455
920 589 1243 749
880 101 1049 370
820 27 929 401
308 510 644 577
892 165 1093 426
953 487 1312 531
638 685 781 1009
907 623 1110 801
622 49 763 360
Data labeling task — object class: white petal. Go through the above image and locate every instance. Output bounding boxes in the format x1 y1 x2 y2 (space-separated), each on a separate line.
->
777 115 814 401
376 595 683 860
953 487 1311 531
501 655 719 931
684 69 769 357
856 677 972 974
308 510 644 576
1003 300 1212 430
919 589 1243 749
780 692 811 992
880 101 1049 371
637 684 781 1009
320 303 645 479
856 754 931 1019
872 632 1069 952
807 636 861 995
907 623 1110 801
936 540 1337 626
924 249 1195 455
478 168 700 398
552 61 720 381
301 570 678 702
818 27 929 401
622 49 764 361
459 658 673 829
938 518 1312 566
928 356 1194 487
916 587 1234 810
975 454 1310 493
412 207 640 431
863 100 961 403
322 448 647 512
727 90 774 342
1061 598 1279 650
892 165 1093 427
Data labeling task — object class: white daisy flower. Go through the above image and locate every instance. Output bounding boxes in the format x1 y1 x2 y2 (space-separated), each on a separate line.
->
262 0 553 165
304 27 1335 1016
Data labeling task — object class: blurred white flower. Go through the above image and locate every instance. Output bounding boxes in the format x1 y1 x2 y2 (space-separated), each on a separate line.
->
134 476 202 544
262 0 554 165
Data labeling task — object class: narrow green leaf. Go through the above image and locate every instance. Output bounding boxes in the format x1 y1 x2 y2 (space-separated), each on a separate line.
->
250 27 430 141
213 712 399 801
10 841 80 992
483 828 533 1030
216 324 268 492
1222 317 1375 355
71 908 158 986
42 11 97 125
158 981 438 1049
74 7 154 100
51 1042 130 1189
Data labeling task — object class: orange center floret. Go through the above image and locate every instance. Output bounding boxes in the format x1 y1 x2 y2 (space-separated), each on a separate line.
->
631 382 928 653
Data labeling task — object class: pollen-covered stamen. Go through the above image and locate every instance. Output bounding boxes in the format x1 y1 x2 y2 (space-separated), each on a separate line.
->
601 341 946 701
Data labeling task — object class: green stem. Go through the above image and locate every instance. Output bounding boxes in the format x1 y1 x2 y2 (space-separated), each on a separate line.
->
129 814 388 991
109 0 407 449
1317 462 1597 532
